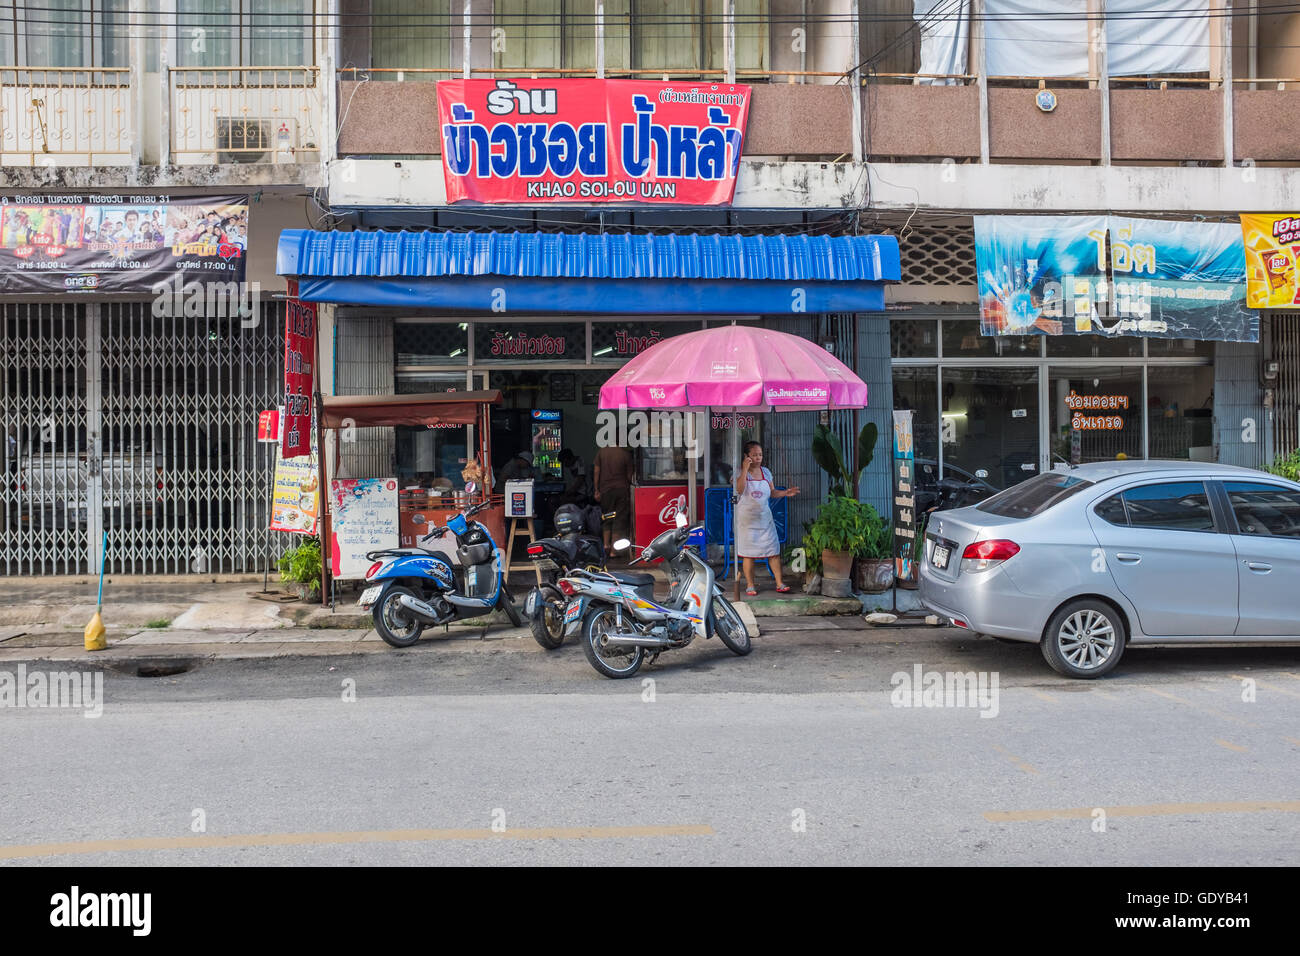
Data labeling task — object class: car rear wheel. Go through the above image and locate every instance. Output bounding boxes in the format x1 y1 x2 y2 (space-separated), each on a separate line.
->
1041 599 1126 679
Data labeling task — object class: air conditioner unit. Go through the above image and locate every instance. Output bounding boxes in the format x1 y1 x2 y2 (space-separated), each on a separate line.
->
216 117 297 163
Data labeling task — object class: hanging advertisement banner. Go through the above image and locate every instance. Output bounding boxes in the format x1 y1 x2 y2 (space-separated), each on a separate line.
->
270 416 319 535
892 410 916 584
282 279 316 459
437 79 750 205
975 215 1257 343
0 194 248 295
1240 214 1300 308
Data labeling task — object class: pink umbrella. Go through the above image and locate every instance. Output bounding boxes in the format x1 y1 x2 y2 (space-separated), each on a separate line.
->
599 325 867 412
599 325 870 595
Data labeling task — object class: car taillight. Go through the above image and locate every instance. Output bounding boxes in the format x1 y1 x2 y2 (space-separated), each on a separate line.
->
960 539 1020 572
366 562 382 579
527 544 544 556
557 579 578 596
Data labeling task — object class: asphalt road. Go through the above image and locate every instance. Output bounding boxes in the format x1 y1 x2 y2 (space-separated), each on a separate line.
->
2 619 1299 866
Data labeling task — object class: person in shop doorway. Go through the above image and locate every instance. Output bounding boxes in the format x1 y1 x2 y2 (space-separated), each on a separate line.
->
592 442 634 556
733 440 799 596
557 447 590 500
499 450 535 484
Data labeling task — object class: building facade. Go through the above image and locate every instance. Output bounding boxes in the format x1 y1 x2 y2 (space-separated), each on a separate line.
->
3 1 1299 575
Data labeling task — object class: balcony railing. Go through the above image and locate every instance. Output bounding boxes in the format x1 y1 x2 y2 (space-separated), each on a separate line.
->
0 68 132 166
168 66 321 165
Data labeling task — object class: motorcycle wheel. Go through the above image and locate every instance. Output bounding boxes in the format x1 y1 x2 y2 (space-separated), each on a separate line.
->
374 584 425 648
581 605 645 679
529 584 567 650
499 589 524 628
713 596 753 656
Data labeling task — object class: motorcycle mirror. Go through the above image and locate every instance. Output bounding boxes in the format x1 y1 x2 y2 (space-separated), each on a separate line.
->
613 538 631 551
674 513 688 528
465 481 478 494
975 469 989 479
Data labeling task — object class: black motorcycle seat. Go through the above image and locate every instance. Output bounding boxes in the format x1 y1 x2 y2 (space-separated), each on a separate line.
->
610 571 655 586
536 538 578 563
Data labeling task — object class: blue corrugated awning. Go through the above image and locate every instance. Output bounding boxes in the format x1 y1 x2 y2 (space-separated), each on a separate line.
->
276 229 900 314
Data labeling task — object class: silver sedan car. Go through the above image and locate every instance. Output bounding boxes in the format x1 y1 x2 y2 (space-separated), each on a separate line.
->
919 460 1300 678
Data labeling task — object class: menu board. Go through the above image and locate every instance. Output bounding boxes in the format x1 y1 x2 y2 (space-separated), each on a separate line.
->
329 478 399 579
269 415 318 535
893 410 916 583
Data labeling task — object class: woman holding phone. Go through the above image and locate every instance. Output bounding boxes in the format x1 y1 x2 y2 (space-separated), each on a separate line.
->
732 440 799 596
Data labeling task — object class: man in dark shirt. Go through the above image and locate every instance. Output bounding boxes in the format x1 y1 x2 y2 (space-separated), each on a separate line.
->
592 443 634 554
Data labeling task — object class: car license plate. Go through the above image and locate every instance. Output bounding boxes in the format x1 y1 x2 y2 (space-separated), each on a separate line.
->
932 546 950 570
358 585 382 608
564 602 581 622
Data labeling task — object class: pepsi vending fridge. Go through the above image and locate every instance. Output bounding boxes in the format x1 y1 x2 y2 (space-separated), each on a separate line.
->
530 409 563 479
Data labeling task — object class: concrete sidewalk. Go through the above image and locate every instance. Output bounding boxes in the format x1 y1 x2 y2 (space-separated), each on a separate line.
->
0 575 934 664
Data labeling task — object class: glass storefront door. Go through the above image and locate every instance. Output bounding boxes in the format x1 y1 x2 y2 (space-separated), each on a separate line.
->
940 367 1040 491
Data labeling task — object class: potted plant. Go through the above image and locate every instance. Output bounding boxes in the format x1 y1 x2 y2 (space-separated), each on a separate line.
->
851 502 895 593
278 537 323 601
804 495 869 598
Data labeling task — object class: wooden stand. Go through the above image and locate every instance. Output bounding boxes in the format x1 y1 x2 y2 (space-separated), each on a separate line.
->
504 516 542 587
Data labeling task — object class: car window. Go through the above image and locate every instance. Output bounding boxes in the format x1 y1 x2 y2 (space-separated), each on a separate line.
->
976 472 1094 519
1224 481 1300 538
1094 494 1128 526
1121 481 1215 532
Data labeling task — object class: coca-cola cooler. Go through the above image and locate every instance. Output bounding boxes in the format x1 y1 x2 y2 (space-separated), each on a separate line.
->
633 443 702 547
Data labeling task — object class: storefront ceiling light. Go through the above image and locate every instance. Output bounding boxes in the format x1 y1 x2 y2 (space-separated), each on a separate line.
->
458 323 467 330
450 348 465 357
941 412 967 418
594 346 613 356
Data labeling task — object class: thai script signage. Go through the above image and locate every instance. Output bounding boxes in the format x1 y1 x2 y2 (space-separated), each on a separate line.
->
0 194 248 295
975 215 1257 343
893 410 915 584
1241 214 1300 308
282 280 317 459
437 79 751 205
1065 391 1130 431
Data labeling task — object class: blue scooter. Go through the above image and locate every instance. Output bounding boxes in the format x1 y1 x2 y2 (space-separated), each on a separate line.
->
358 486 523 647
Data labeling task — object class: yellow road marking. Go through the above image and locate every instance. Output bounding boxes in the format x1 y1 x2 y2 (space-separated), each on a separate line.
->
991 743 1041 776
1215 739 1249 753
0 824 715 861
985 800 1300 823
1142 687 1258 728
1232 674 1300 700
1029 690 1056 703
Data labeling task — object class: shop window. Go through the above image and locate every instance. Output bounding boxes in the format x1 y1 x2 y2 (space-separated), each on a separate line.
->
1146 338 1214 358
494 0 600 73
1046 334 1143 358
1048 366 1143 465
941 319 1039 359
395 323 469 366
473 322 586 362
941 366 1039 490
175 0 313 68
891 319 937 358
591 320 696 361
371 0 452 72
1147 365 1214 460
604 0 767 76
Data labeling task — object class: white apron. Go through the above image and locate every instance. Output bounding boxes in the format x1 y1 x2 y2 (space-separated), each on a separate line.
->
736 468 779 558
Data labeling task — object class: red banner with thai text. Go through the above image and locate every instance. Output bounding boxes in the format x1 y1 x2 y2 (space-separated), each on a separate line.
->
282 279 316 459
437 79 750 205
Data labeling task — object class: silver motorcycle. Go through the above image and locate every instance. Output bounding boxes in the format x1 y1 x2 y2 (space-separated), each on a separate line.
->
556 514 752 679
